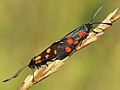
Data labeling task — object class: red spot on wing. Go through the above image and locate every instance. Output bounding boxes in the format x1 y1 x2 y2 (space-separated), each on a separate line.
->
66 39 73 44
66 33 73 38
35 60 42 64
65 46 71 53
73 40 78 44
78 31 86 37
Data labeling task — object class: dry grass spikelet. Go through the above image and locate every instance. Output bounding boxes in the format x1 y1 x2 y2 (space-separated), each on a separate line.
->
18 8 120 90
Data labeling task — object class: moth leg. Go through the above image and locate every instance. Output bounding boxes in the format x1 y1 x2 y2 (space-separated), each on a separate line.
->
45 64 48 67
75 41 83 51
31 69 36 83
92 23 112 34
92 28 104 34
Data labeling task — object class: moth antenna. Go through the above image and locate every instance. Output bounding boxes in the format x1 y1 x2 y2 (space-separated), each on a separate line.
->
91 1 103 23
3 65 28 82
92 22 112 26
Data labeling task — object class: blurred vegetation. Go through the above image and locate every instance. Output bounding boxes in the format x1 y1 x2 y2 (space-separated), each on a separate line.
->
0 0 120 90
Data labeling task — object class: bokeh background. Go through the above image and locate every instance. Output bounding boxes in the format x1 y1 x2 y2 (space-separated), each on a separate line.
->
0 0 120 90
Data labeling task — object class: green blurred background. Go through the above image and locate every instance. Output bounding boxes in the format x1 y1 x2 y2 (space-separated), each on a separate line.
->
0 0 120 90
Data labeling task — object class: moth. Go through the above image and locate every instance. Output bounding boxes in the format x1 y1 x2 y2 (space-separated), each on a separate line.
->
3 2 111 82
